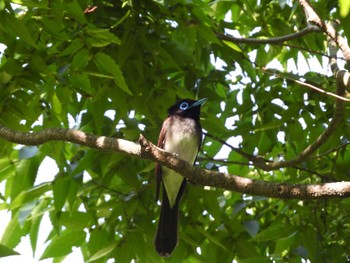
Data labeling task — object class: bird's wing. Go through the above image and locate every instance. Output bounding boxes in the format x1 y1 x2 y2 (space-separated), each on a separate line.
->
155 117 170 201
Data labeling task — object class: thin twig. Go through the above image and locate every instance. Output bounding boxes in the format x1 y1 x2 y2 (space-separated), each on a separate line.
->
216 25 320 45
260 67 350 102
197 156 251 166
90 179 129 197
310 142 350 159
293 79 350 101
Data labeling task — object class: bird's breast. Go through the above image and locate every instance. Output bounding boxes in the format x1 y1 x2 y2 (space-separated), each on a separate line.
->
164 117 199 163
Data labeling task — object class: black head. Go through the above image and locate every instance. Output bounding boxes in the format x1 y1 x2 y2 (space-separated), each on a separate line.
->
167 98 207 120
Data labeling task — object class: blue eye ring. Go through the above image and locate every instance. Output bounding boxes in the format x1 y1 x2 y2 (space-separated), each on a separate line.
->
179 102 189 110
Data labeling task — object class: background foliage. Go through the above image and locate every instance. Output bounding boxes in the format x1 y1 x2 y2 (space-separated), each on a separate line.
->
0 0 350 262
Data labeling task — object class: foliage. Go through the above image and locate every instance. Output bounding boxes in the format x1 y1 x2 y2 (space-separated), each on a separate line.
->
0 0 350 262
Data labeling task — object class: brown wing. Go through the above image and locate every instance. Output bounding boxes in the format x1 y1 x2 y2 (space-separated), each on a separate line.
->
155 117 170 201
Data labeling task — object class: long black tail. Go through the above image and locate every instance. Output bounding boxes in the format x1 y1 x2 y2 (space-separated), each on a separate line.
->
154 181 186 257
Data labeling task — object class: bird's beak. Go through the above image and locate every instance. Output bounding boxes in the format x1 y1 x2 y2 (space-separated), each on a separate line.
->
190 98 207 108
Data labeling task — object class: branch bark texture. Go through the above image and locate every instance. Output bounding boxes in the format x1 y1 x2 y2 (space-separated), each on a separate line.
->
1 124 350 199
299 0 350 67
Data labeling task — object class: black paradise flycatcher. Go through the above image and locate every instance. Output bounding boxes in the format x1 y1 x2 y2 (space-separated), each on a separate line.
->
154 98 207 257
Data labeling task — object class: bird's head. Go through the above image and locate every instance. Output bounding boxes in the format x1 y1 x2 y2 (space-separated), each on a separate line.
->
167 98 207 120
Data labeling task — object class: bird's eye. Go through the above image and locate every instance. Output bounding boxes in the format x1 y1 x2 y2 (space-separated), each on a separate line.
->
179 102 189 110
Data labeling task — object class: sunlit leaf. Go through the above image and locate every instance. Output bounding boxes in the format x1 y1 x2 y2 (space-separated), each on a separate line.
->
40 230 86 259
88 243 117 262
339 0 350 17
10 183 51 210
0 244 20 258
94 52 132 95
0 213 22 248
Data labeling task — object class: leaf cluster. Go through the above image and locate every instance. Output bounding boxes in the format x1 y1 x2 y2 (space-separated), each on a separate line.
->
0 0 350 262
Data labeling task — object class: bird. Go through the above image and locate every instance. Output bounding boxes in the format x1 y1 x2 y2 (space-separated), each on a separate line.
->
154 98 206 257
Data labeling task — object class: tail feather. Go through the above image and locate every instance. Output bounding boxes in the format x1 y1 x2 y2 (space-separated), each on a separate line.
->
154 181 186 257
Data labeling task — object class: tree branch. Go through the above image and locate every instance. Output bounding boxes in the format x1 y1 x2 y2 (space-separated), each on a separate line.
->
299 0 350 67
1 124 350 199
206 77 345 171
327 20 350 93
249 73 345 171
0 126 141 155
212 16 349 172
216 25 320 45
259 67 350 101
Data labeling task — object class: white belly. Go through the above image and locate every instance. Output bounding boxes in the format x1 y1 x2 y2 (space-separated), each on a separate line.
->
162 117 199 207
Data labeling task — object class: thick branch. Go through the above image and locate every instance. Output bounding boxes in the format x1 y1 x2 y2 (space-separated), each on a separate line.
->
0 125 350 199
327 21 350 93
299 0 350 67
0 126 141 155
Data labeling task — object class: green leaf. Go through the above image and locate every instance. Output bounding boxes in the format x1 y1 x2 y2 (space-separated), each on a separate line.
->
86 28 121 47
0 0 5 11
0 244 20 258
0 213 23 248
59 39 84 57
254 223 297 242
236 238 259 258
87 229 114 259
67 180 79 210
274 234 296 255
94 52 132 95
237 257 271 263
88 243 117 262
40 18 66 40
29 53 51 75
69 73 92 96
223 40 242 52
2 12 37 49
197 25 221 44
71 49 91 69
53 176 70 212
63 0 86 24
52 93 63 119
10 183 51 210
2 58 22 75
60 211 93 230
0 158 15 183
11 158 40 201
0 71 12 84
40 230 86 259
29 199 48 253
339 0 350 17
198 228 228 251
